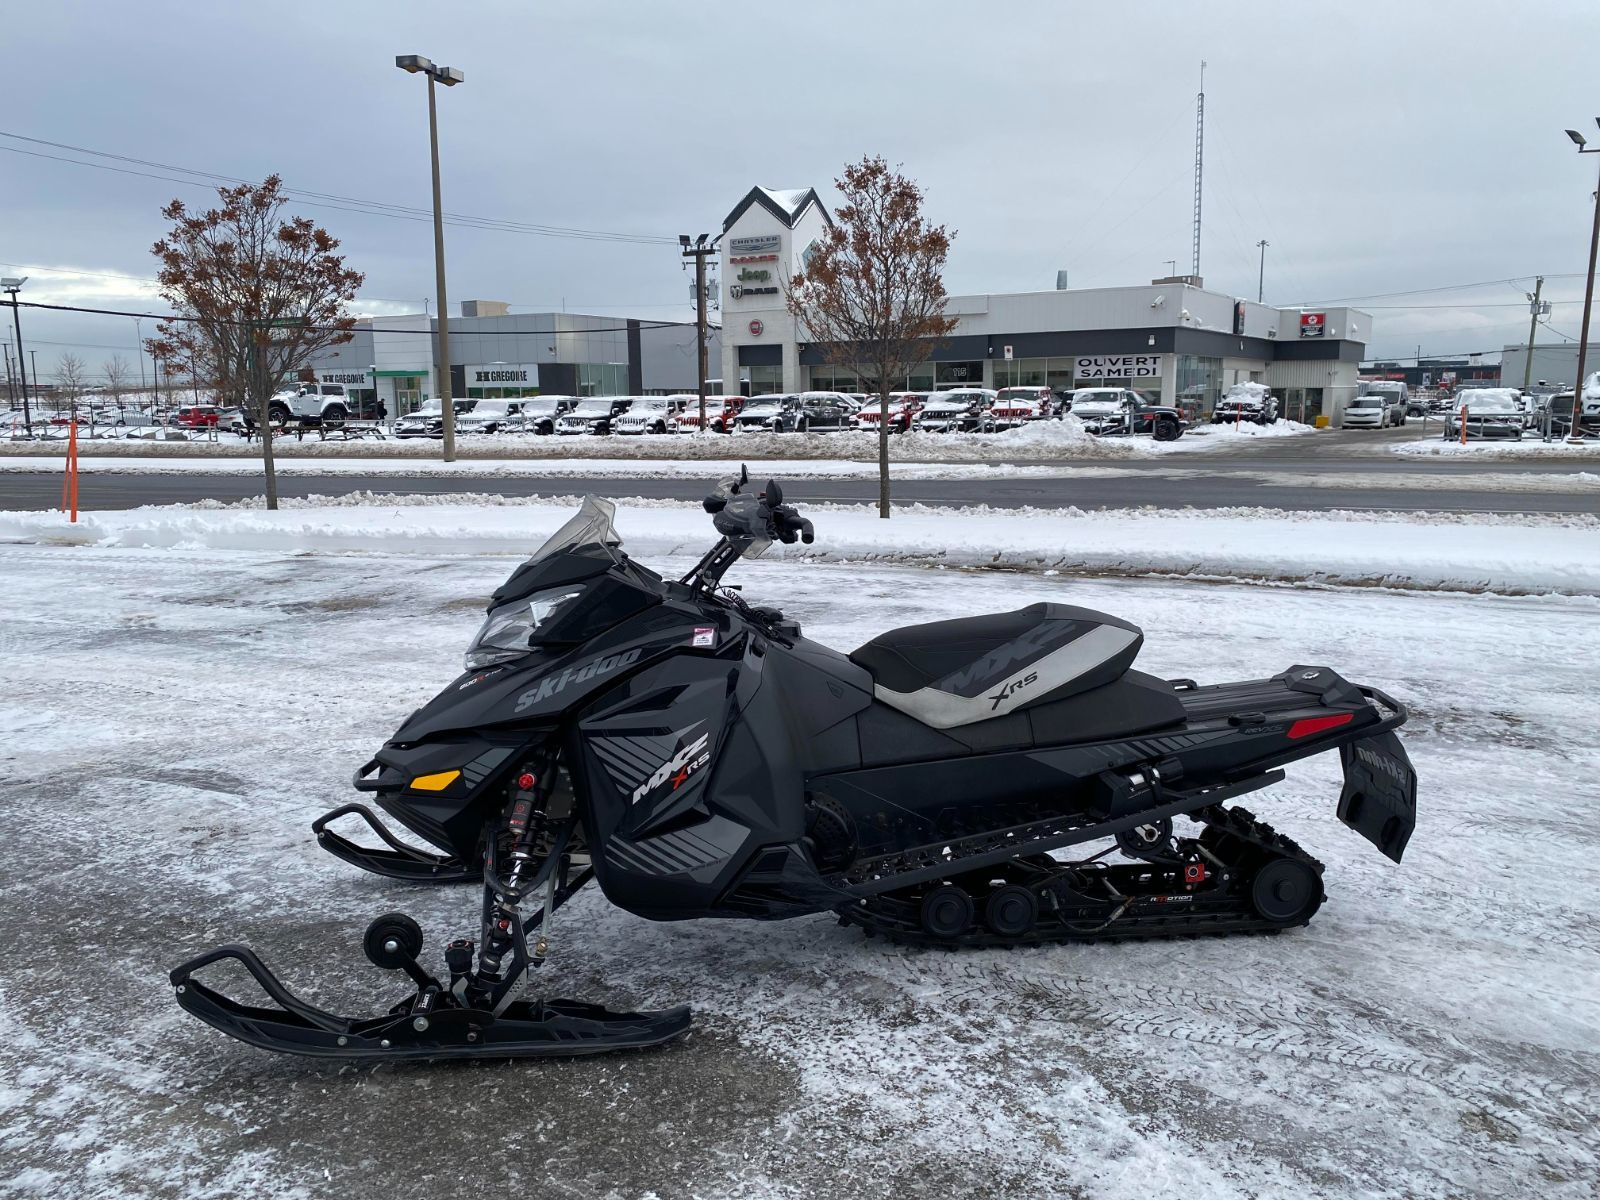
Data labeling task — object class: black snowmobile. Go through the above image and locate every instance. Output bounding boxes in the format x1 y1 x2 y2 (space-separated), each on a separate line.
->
171 471 1418 1061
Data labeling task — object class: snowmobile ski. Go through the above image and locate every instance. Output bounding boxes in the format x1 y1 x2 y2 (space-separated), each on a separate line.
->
170 943 690 1061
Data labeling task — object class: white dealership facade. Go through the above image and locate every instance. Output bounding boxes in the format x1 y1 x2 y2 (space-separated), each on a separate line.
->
718 186 1371 422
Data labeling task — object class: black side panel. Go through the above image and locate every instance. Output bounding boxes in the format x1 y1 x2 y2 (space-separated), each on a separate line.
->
1028 671 1187 746
856 703 972 767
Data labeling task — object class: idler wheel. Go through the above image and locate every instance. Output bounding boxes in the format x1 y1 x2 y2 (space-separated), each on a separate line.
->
1250 860 1321 924
919 886 974 939
363 912 424 969
983 885 1039 938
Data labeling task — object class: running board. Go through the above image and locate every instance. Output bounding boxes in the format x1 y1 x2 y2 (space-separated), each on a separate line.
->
838 773 1282 897
312 804 480 883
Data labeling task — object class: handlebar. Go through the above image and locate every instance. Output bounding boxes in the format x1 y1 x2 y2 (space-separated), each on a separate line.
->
703 468 814 546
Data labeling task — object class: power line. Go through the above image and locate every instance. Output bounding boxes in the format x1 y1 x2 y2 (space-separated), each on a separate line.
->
1295 274 1590 307
0 130 678 246
13 297 699 335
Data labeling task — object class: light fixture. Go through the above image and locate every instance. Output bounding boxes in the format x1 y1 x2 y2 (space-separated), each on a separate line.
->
1148 334 1156 346
678 235 691 248
1567 129 1588 148
395 54 432 74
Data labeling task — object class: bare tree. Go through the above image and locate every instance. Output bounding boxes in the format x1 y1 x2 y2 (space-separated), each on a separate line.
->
57 352 89 414
786 157 958 518
146 175 363 509
103 354 131 410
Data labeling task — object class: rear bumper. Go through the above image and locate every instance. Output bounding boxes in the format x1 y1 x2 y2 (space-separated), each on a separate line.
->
1173 666 1416 862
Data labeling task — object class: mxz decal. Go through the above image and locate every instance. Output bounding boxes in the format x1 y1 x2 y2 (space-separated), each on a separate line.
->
632 730 711 805
513 648 642 713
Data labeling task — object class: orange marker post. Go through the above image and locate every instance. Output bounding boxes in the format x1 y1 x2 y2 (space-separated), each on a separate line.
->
1459 404 1467 446
61 416 80 522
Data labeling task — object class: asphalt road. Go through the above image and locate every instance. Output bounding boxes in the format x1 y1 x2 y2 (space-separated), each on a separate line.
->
1 425 1595 514
1 468 1596 515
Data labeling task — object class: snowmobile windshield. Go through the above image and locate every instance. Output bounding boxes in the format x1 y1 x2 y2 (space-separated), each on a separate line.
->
523 496 624 568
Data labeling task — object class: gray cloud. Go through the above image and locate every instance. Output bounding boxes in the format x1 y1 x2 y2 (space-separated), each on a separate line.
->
6 0 1600 382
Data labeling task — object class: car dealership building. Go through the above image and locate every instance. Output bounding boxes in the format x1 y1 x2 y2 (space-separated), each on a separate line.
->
306 301 719 415
718 186 1372 423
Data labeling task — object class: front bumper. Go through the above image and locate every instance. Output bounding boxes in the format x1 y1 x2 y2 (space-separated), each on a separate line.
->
1449 422 1523 439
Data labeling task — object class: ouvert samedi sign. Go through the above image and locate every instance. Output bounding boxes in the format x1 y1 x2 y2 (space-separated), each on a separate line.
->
1074 355 1161 379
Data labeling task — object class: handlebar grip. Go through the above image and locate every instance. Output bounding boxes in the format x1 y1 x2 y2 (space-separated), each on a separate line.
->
798 518 814 544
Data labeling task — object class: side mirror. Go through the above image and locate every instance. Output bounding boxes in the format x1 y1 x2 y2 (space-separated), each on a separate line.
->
765 480 783 506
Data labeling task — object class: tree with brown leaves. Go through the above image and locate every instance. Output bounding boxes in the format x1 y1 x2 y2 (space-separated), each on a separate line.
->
786 157 957 518
147 176 364 509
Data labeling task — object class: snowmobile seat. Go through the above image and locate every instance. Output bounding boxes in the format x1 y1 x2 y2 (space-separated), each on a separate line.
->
849 602 1144 730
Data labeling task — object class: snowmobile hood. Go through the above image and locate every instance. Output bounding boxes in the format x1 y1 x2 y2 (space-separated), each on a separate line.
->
390 607 716 744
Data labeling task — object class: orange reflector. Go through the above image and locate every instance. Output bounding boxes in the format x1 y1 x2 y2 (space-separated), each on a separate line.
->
410 769 461 792
1287 713 1354 740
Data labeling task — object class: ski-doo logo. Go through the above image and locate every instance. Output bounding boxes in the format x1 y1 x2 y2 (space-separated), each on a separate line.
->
513 648 642 713
631 731 711 805
1355 744 1406 785
989 671 1038 710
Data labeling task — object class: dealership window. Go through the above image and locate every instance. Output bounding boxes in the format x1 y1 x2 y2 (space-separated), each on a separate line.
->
993 358 1049 388
936 361 983 386
576 363 628 396
809 367 868 392
748 365 785 394
392 376 425 413
1176 355 1222 412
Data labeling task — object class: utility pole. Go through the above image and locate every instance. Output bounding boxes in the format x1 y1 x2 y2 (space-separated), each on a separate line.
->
2 278 31 435
1256 240 1269 303
1522 276 1546 392
680 233 719 433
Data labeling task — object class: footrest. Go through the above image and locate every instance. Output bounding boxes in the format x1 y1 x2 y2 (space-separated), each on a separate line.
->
171 943 691 1061
312 804 480 883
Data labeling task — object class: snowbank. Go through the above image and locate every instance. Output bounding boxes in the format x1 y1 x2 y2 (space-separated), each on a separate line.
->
0 453 1131 482
1394 439 1600 460
5 497 1597 598
0 419 1156 464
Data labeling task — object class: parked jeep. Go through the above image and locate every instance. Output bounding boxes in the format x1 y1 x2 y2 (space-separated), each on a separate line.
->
1070 388 1188 441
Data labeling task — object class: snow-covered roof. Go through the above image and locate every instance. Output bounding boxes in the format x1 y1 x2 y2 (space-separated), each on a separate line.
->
722 186 831 232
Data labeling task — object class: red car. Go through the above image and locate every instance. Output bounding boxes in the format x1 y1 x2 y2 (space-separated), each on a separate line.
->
853 391 925 433
174 405 222 428
673 395 747 433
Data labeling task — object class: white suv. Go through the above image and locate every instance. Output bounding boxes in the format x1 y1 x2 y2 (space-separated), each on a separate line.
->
614 396 690 435
266 383 371 425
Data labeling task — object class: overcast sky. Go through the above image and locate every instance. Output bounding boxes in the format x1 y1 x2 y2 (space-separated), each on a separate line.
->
6 0 1600 381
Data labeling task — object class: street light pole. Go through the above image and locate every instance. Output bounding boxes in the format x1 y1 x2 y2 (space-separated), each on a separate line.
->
133 315 147 406
1564 123 1600 443
1256 240 1269 303
2 278 31 435
397 54 464 462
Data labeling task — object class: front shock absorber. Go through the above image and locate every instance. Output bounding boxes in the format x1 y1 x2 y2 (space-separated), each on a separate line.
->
467 755 561 1004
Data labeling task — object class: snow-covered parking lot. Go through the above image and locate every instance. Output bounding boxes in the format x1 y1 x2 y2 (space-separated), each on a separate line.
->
1 503 1597 1199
